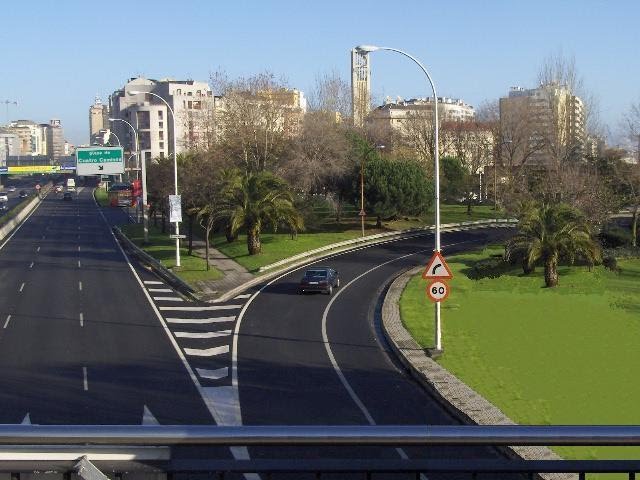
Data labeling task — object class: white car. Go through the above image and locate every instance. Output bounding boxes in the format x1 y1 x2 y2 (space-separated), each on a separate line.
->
7 186 16 192
0 193 8 202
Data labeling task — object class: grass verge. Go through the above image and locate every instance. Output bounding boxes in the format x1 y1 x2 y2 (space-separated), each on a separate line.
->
400 246 640 465
211 204 504 273
121 224 223 286
94 187 109 207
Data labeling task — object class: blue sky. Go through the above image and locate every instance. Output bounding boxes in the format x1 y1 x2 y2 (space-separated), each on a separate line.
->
1 0 638 146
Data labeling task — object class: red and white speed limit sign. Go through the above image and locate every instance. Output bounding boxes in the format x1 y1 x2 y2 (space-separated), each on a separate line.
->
426 280 450 303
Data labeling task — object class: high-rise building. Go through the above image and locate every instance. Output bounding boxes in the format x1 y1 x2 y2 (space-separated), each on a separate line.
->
499 84 585 168
109 77 215 164
46 119 65 162
89 96 109 144
351 48 371 128
0 128 19 165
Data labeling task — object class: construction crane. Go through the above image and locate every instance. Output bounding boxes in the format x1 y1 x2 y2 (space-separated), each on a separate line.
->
2 100 18 123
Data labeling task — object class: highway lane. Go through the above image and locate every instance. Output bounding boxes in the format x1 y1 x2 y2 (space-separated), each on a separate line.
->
237 227 517 468
0 187 215 425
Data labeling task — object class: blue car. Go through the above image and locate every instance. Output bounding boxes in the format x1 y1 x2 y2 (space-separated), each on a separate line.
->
298 267 340 295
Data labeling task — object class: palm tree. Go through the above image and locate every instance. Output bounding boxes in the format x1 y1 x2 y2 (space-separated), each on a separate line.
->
217 169 304 255
506 202 602 287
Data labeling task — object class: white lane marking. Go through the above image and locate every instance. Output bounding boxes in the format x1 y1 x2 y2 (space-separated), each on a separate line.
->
142 405 160 425
184 345 229 357
78 260 81 268
148 288 173 293
19 283 25 293
166 317 236 324
42 235 46 240
153 296 183 302
160 305 241 311
234 293 252 299
3 315 11 329
143 280 163 285
94 198 243 430
36 246 40 252
78 246 81 252
21 413 31 425
197 367 229 380
79 312 84 327
29 262 34 269
78 281 82 291
174 330 231 339
82 367 88 391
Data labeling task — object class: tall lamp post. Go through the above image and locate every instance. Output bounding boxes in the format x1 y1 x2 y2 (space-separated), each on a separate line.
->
109 117 148 243
494 140 512 212
355 44 443 352
129 90 181 267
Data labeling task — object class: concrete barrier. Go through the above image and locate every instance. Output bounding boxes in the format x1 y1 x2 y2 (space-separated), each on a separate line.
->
0 185 52 242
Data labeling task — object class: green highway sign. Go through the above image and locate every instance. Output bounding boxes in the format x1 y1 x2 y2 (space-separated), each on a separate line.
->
76 147 124 175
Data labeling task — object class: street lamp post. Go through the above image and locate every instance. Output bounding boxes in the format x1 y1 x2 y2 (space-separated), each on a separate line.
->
129 90 181 267
356 45 443 352
494 140 512 212
109 117 148 244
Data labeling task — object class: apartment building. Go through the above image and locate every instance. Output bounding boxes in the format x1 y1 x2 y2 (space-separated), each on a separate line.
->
46 119 65 162
369 97 475 134
109 77 216 163
0 129 19 165
499 84 585 168
89 96 109 144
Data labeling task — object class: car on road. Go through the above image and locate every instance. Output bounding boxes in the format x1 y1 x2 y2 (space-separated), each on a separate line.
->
7 186 16 192
0 203 7 211
19 190 28 198
0 193 8 202
298 267 340 295
63 191 73 201
55 185 63 193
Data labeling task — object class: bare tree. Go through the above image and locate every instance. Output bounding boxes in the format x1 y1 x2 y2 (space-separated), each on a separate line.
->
307 70 351 120
210 69 301 173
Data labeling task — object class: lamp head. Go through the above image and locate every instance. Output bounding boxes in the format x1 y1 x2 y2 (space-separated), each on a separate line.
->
128 90 141 95
108 117 116 122
355 45 380 54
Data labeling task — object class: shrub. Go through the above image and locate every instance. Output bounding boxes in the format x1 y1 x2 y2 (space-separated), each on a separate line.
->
466 256 512 280
602 256 621 274
599 224 631 248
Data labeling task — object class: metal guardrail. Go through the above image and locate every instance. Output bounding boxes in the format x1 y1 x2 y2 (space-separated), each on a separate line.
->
0 425 638 478
112 226 195 297
257 218 517 272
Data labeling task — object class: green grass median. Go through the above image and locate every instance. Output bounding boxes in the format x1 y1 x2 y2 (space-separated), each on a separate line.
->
120 224 223 286
94 187 109 207
400 246 640 464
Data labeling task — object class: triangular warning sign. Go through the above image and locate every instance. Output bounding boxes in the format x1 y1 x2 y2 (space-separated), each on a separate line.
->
422 251 453 280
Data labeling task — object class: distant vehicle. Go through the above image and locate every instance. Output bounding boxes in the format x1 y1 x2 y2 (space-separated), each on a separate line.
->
0 203 7 211
63 191 73 201
298 267 340 295
55 185 63 193
108 183 132 207
19 190 28 198
7 186 16 192
0 193 8 202
66 178 76 192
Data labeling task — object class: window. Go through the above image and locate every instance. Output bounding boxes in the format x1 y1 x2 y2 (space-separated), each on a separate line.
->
159 131 164 140
193 101 201 110
188 101 192 109
159 142 164 149
158 111 163 119
159 121 164 129
159 151 165 159
176 89 181 96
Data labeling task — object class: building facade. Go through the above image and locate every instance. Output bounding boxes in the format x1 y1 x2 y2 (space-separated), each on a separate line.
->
109 77 215 164
46 119 65 162
499 84 585 168
0 129 19 165
369 96 475 134
351 48 371 127
89 96 109 144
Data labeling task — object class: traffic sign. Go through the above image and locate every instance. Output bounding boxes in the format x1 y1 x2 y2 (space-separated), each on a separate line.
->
76 147 124 176
35 184 41 190
169 234 187 239
426 280 450 303
422 251 453 280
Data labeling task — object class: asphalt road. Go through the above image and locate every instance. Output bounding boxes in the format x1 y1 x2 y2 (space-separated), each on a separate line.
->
0 187 214 425
236 226 517 471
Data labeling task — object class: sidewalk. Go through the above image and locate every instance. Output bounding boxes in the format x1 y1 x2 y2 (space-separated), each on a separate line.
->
188 238 254 301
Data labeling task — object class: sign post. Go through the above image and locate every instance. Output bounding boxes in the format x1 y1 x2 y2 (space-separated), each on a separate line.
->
422 252 453 357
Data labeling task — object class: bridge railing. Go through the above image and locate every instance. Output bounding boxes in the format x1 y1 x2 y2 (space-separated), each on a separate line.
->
0 425 639 479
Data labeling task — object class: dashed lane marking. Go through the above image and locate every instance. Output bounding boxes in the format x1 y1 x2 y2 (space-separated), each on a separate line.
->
166 317 236 324
3 315 11 329
234 294 252 299
78 260 81 268
79 312 84 327
29 262 34 269
144 281 163 285
184 345 229 357
19 283 25 293
196 367 229 380
159 305 241 312
78 281 83 291
36 246 40 252
153 296 184 302
174 330 232 339
82 367 88 391
148 288 173 293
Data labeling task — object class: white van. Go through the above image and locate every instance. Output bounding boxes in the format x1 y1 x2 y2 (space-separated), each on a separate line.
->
66 178 76 192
